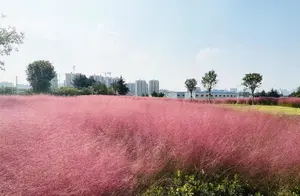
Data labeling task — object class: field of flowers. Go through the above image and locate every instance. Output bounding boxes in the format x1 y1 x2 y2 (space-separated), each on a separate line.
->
1 95 300 195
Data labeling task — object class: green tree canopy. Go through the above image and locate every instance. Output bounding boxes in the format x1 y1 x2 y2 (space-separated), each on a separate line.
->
289 87 300 97
255 90 267 97
242 73 263 100
92 82 109 95
151 91 165 97
115 76 129 95
185 78 197 99
72 74 96 89
26 60 56 93
158 92 165 97
151 91 159 97
267 88 281 98
201 70 218 101
0 14 25 70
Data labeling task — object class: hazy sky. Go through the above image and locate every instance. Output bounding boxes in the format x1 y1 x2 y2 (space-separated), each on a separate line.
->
1 0 299 91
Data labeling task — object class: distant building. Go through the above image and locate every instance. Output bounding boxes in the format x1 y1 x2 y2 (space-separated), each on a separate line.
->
229 88 238 93
238 91 251 97
127 82 136 96
135 80 148 96
187 90 238 99
0 81 14 88
166 90 238 99
93 74 105 84
166 91 186 99
148 80 159 94
105 77 118 88
65 73 80 87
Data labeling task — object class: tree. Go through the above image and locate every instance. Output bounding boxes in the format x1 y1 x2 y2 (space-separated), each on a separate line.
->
0 14 25 70
185 78 197 99
151 91 159 97
255 90 267 97
116 76 129 95
242 73 263 102
201 70 218 102
72 74 95 89
88 76 96 86
290 87 300 97
267 88 281 98
0 86 16 95
158 92 165 97
111 81 118 95
92 82 109 95
26 60 56 93
151 91 165 97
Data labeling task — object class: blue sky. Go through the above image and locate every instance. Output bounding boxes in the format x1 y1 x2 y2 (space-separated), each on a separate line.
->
1 0 299 91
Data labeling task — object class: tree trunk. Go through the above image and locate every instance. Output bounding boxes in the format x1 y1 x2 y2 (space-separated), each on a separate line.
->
190 91 193 100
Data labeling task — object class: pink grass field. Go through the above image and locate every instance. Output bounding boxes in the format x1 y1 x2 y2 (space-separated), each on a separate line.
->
1 95 300 195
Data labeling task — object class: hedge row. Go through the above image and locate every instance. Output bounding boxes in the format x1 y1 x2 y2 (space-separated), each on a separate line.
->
189 97 300 108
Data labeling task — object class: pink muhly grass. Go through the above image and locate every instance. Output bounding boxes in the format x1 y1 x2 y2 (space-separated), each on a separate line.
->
1 95 300 195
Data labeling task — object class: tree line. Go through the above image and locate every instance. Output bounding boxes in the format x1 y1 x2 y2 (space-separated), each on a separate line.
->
185 71 294 100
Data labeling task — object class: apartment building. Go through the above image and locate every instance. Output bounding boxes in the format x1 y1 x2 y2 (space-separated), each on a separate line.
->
127 82 136 96
135 80 148 96
148 79 159 95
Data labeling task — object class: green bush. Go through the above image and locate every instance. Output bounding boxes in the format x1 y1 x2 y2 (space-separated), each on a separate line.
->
52 87 82 96
0 87 17 95
143 170 262 196
142 170 300 196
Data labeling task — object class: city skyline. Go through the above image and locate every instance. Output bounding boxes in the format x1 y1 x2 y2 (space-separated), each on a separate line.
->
0 71 294 95
1 0 300 91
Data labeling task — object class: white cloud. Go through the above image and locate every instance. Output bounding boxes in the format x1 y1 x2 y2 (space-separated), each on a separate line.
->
196 48 219 62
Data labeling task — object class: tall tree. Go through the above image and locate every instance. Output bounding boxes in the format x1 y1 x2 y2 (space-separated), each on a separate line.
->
111 81 119 95
201 70 218 102
72 74 95 89
88 76 96 86
242 73 263 102
267 88 281 98
116 76 129 95
0 14 25 70
185 78 197 99
289 87 300 97
26 60 56 93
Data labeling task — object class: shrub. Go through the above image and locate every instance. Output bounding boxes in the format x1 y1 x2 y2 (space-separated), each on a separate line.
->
278 98 300 108
1 96 300 195
0 87 17 95
143 170 262 196
52 87 82 96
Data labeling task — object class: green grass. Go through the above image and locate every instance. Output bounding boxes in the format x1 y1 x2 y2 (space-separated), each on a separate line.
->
223 104 300 115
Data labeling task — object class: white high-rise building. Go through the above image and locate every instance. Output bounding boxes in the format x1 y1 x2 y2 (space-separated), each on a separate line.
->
148 79 159 94
127 82 136 95
135 80 148 96
105 76 118 87
93 74 105 84
65 73 80 87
